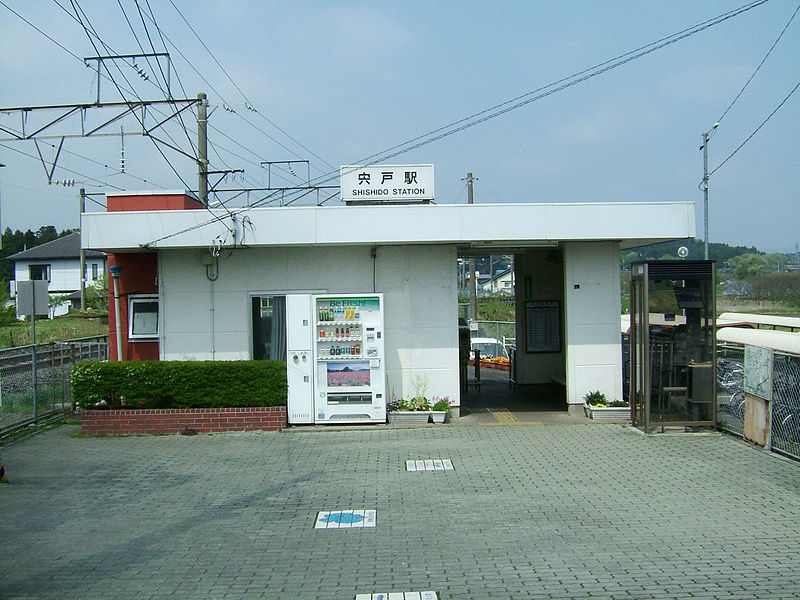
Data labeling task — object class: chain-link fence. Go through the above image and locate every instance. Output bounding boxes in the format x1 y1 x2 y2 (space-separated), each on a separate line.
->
771 352 800 459
470 320 516 347
716 344 745 436
715 343 800 460
0 336 108 435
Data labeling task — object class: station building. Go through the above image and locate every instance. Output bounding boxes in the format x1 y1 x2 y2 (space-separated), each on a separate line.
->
81 189 695 418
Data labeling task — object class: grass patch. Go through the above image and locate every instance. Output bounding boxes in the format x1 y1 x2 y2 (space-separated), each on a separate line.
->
0 314 107 349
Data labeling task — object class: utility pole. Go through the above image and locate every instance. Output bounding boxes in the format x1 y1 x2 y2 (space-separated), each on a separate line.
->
197 92 209 206
701 132 709 260
465 172 478 322
700 123 718 261
0 163 5 250
79 187 86 310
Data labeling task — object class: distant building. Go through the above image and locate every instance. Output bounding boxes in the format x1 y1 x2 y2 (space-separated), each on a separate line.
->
483 268 514 295
8 232 106 317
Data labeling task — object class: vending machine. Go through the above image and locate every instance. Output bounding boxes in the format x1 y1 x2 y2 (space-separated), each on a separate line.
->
286 293 386 424
286 295 314 424
313 294 386 424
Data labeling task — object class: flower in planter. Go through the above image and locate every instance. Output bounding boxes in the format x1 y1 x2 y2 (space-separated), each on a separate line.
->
583 390 607 406
431 396 452 412
583 390 629 408
387 395 431 412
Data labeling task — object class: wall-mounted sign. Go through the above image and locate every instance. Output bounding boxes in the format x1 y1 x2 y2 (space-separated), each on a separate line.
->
744 345 773 400
525 300 561 353
340 164 434 203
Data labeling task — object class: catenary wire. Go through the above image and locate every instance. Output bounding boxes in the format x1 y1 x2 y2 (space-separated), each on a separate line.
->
0 0 83 62
68 0 194 190
165 0 336 173
132 4 308 184
9 1 264 193
0 142 125 190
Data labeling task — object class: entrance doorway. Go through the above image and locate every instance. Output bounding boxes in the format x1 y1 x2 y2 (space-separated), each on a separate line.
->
457 247 567 415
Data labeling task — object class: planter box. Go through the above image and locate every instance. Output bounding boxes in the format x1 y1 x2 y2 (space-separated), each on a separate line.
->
584 404 630 422
81 406 287 435
387 411 431 424
431 410 447 424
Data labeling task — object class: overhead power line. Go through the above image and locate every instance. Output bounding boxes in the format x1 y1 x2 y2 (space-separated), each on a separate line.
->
712 1 800 133
711 78 800 176
269 0 771 206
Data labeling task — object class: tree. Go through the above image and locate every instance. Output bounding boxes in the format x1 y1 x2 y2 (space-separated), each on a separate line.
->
729 253 770 280
84 273 108 311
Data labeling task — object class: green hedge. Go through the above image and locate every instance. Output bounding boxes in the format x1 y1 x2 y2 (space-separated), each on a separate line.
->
72 360 287 409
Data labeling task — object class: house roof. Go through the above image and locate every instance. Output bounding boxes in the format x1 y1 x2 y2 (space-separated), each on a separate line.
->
9 232 105 261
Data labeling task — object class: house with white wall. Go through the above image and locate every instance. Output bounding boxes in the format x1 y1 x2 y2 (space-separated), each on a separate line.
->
484 268 514 295
81 190 694 420
9 232 106 317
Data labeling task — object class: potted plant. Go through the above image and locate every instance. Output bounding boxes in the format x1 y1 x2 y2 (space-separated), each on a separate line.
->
386 375 433 424
387 395 431 424
583 390 630 421
430 396 452 423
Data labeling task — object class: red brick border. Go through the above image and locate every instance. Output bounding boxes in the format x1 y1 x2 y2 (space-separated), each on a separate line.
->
81 406 287 435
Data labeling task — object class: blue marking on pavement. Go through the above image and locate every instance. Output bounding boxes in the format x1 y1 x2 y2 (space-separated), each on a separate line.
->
322 511 363 524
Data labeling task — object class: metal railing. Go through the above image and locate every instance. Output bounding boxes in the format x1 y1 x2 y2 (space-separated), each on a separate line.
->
0 336 108 435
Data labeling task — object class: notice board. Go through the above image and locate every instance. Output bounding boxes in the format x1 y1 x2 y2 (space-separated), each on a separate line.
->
525 300 561 353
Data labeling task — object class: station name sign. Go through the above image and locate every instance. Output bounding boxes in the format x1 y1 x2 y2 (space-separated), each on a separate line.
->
340 164 434 203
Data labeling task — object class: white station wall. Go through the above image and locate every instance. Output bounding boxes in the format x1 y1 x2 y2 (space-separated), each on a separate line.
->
562 242 623 408
158 244 460 405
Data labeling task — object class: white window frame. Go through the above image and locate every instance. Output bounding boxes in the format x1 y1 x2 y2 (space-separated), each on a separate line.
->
128 295 159 340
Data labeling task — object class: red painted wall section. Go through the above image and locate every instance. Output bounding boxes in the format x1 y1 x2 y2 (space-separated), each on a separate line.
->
107 192 204 212
107 253 159 361
105 192 201 361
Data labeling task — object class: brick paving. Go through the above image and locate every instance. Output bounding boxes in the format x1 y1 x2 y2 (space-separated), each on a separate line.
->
1 422 800 599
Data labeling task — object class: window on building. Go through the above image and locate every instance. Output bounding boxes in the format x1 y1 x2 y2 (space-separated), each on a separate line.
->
129 296 159 340
92 263 99 279
29 264 50 281
251 295 286 360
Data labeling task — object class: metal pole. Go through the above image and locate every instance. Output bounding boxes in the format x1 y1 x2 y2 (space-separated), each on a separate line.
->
0 163 5 250
109 266 123 361
197 92 209 205
465 172 478 322
702 132 709 260
79 187 86 310
30 284 38 422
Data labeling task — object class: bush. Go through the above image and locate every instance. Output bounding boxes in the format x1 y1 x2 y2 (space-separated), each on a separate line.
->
72 360 287 409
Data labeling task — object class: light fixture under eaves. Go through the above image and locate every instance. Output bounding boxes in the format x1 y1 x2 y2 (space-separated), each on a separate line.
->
471 240 558 249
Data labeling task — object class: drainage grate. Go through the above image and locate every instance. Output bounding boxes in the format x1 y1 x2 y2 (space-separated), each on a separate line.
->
405 459 453 471
315 509 376 529
355 592 438 600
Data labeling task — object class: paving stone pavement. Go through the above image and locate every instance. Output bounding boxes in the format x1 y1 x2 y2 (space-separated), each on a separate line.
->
2 422 800 599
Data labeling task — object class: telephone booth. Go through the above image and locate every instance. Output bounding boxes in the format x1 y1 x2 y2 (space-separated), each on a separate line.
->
629 261 716 432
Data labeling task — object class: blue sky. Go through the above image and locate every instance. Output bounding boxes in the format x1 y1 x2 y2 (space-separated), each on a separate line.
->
1 1 798 252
